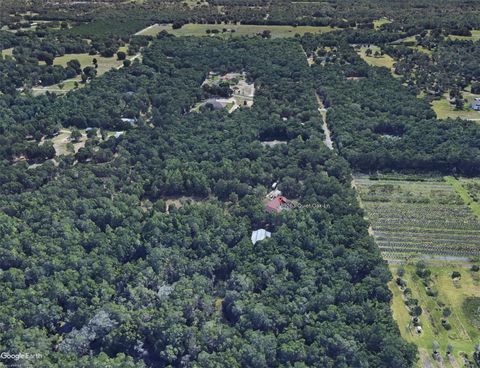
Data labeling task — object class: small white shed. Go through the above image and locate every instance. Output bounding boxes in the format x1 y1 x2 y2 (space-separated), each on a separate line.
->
251 229 271 245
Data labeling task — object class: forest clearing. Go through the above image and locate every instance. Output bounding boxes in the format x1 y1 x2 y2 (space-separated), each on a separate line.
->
135 23 337 38
2 0 480 366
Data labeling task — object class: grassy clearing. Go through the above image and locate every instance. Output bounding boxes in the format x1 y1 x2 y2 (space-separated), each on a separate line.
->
355 45 396 71
389 263 480 366
49 128 118 156
448 30 480 41
431 92 480 121
408 45 432 56
373 18 392 30
49 129 88 156
32 48 138 96
53 52 127 76
135 23 337 38
1 47 14 57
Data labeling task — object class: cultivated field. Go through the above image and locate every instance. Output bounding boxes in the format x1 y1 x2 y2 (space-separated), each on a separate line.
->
355 174 480 261
135 23 337 38
389 262 480 367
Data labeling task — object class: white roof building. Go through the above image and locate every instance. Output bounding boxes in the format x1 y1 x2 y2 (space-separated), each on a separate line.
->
251 229 271 245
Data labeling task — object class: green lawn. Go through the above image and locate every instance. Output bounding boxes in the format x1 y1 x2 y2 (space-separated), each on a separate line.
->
408 45 432 57
135 23 337 38
53 52 125 76
32 47 137 96
373 18 392 30
448 30 480 41
431 92 480 121
389 263 480 366
355 45 397 74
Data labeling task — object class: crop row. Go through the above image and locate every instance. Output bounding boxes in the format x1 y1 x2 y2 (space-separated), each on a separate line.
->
375 236 480 247
375 232 480 243
376 240 480 252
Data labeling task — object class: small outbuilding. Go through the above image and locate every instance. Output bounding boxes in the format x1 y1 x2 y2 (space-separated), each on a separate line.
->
251 229 271 244
471 101 480 111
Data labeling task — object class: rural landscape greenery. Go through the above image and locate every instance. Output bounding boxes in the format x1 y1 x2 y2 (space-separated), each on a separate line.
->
0 0 479 367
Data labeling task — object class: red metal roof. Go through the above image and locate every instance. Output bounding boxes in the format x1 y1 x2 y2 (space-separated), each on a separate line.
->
265 196 288 213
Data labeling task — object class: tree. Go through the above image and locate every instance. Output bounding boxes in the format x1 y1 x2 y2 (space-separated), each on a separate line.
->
117 51 126 61
70 129 82 143
471 83 480 94
261 30 271 39
451 271 461 279
442 307 451 318
67 59 82 74
172 21 184 29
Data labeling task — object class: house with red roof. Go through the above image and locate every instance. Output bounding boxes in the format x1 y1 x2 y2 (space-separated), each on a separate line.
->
265 196 294 213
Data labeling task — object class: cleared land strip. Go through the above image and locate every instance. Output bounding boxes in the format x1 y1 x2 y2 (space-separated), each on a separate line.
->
135 23 337 38
315 92 333 150
355 174 480 261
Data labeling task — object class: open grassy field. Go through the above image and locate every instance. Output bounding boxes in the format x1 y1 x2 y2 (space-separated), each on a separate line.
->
355 45 396 73
389 262 480 367
355 174 480 261
32 47 137 96
448 30 480 41
135 23 337 38
432 92 480 121
53 51 127 76
373 18 392 30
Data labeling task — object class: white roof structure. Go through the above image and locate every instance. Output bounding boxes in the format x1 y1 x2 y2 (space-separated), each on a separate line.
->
266 189 282 199
251 229 271 245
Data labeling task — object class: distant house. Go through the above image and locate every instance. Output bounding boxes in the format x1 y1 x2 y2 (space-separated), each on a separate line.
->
471 101 480 111
251 229 271 244
121 117 137 126
114 131 124 139
265 196 294 213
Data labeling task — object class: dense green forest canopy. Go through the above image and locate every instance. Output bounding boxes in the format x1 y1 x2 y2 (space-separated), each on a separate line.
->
304 33 480 175
3 0 480 36
0 35 417 367
1 1 480 367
